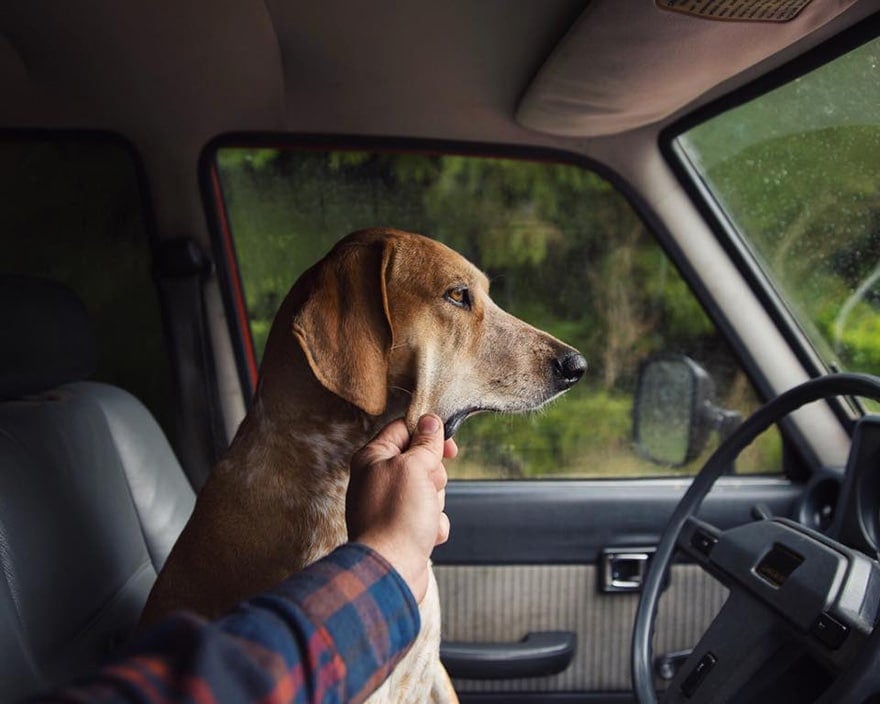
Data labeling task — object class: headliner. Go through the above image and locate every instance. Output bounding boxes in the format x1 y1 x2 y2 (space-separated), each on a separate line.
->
0 0 874 154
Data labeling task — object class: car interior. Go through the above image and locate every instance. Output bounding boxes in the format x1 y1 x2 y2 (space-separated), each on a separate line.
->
2 2 880 702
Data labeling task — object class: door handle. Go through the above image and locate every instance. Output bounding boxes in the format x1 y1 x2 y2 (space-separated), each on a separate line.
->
440 630 576 679
601 547 655 592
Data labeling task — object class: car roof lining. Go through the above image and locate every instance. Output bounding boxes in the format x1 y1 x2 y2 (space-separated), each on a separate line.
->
0 1 873 155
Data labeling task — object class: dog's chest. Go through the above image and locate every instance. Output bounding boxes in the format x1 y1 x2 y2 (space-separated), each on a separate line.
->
247 415 367 566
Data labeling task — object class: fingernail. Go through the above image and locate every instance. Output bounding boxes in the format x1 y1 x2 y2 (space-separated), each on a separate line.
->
418 414 440 434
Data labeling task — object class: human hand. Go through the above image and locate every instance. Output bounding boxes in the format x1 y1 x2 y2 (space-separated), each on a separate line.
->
346 414 457 602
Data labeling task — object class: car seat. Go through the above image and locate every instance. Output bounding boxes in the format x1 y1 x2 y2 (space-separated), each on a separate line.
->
0 274 195 701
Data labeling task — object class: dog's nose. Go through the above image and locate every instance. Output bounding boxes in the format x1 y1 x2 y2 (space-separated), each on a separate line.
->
552 351 587 390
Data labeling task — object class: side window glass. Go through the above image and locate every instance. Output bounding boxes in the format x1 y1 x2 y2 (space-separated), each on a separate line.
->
0 137 173 433
214 149 780 478
675 36 880 405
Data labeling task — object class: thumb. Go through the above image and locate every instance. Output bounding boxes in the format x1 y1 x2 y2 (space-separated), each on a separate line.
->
406 414 444 458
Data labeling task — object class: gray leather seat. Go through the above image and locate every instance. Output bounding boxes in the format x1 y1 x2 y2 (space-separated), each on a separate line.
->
0 275 195 701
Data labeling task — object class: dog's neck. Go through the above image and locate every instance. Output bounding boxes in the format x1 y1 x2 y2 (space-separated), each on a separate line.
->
226 287 407 472
212 335 406 565
229 344 386 478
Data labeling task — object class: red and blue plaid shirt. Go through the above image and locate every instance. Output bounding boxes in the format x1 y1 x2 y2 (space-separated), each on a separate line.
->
38 544 419 704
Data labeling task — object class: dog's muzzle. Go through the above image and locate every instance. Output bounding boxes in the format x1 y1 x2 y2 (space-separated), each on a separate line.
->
442 351 587 439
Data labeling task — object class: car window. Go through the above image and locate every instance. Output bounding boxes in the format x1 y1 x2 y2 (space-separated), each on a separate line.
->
0 136 173 434
213 147 781 478
674 36 880 408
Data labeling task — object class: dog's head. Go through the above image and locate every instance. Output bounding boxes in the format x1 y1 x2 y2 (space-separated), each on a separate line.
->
289 228 586 437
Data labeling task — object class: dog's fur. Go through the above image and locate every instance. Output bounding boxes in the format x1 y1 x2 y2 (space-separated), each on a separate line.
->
141 228 585 703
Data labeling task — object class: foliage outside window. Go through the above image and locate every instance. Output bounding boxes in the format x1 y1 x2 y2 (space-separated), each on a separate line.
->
215 149 780 478
677 36 880 401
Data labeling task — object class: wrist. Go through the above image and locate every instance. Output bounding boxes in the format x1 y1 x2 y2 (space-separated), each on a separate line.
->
353 536 427 602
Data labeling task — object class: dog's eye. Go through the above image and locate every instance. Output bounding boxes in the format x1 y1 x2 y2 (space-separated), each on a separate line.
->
445 286 471 310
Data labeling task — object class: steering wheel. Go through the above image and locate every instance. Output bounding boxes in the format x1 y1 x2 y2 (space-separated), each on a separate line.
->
632 373 880 704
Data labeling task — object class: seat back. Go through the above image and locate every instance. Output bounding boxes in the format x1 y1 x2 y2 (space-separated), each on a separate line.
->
0 275 195 701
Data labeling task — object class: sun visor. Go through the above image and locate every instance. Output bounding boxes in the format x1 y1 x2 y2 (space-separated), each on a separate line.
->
516 0 862 137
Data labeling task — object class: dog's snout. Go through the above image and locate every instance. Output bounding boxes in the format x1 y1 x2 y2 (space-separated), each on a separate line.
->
552 351 587 391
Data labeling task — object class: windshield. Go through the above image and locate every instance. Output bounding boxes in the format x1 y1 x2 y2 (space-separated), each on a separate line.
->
674 35 880 383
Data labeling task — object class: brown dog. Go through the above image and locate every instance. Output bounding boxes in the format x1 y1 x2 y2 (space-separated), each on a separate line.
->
141 228 586 702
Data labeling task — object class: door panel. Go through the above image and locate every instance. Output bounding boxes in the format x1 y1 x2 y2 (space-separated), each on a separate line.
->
438 564 726 693
434 477 800 699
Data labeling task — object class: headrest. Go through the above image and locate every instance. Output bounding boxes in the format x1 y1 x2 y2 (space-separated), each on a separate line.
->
0 275 97 401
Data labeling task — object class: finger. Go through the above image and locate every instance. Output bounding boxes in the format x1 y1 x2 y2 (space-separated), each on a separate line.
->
443 437 458 459
436 512 450 545
438 486 446 512
428 462 448 492
352 417 410 466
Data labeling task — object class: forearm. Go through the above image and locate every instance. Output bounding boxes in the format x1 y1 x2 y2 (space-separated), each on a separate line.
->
37 544 419 704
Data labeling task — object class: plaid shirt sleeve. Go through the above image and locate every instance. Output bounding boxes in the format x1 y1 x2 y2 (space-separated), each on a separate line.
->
36 543 420 704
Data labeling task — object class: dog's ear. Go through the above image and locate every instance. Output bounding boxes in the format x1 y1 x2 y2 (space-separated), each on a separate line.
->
292 240 393 416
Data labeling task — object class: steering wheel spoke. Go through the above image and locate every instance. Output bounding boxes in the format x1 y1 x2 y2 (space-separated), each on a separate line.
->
662 592 786 704
664 517 880 702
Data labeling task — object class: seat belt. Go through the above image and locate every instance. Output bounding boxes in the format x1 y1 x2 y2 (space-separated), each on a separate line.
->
153 237 227 490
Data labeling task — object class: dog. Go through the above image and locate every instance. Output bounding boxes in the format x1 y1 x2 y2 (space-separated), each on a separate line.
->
140 228 586 702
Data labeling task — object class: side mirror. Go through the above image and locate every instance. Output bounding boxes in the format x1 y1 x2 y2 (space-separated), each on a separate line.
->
633 355 740 467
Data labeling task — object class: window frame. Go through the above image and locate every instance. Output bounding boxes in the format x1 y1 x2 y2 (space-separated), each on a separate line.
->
200 133 792 478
